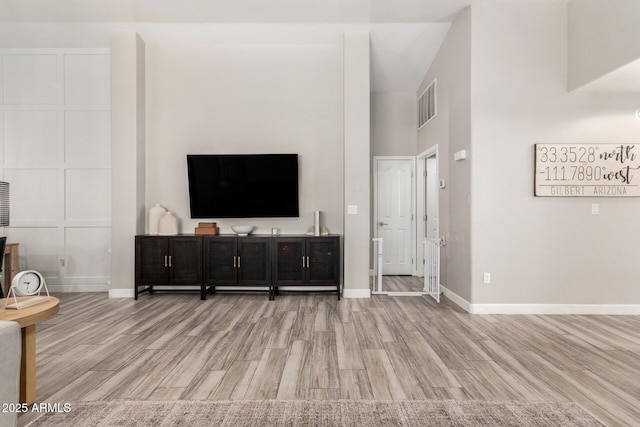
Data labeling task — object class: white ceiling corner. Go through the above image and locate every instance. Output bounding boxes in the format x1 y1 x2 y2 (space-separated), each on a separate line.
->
571 58 640 94
370 23 450 92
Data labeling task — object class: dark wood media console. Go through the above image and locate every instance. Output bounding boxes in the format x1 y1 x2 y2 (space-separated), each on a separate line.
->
134 234 340 300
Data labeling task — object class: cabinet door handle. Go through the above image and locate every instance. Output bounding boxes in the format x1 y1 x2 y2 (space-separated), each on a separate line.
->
306 256 310 268
302 256 305 268
164 255 168 268
233 256 237 268
237 256 241 269
168 256 172 267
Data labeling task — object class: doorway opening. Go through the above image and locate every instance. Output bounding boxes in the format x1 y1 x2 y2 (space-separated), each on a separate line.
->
371 148 439 296
417 145 439 278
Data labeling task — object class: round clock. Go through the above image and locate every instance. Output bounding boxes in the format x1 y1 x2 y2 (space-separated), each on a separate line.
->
12 270 45 296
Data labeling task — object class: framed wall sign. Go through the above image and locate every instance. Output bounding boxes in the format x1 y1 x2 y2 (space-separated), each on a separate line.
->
534 143 640 197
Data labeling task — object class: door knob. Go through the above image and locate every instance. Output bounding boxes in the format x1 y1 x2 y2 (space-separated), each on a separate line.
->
378 222 388 226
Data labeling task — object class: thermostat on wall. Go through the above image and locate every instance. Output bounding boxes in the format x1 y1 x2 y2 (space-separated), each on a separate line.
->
454 150 467 161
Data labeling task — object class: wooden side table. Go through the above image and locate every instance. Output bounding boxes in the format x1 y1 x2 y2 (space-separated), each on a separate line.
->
0 297 59 404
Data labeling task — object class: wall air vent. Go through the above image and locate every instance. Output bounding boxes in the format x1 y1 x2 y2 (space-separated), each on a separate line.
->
418 79 436 129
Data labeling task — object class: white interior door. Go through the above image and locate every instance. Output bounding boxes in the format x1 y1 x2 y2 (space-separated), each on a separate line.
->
375 158 414 275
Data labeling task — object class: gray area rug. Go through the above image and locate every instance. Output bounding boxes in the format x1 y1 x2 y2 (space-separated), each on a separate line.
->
27 400 604 426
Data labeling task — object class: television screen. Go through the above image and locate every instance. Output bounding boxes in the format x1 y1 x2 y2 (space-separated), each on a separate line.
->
187 154 299 218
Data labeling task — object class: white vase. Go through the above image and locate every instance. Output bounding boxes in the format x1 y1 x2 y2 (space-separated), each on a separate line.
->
148 204 167 235
158 212 179 235
314 211 320 236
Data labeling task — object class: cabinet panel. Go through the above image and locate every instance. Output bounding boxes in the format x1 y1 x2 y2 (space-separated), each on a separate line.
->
273 238 305 284
238 238 271 285
204 237 237 284
307 237 340 284
135 236 169 285
170 237 203 285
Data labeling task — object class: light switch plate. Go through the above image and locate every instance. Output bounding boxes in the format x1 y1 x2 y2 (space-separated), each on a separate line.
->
591 203 599 215
347 205 358 215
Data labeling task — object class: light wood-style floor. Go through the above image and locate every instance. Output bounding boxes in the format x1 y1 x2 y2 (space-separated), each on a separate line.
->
19 289 640 426
379 275 424 292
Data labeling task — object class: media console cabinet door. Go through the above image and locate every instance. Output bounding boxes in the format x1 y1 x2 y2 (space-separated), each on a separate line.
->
135 236 170 284
273 238 306 284
169 237 203 285
535 143 640 197
237 238 271 285
204 237 238 284
307 237 340 284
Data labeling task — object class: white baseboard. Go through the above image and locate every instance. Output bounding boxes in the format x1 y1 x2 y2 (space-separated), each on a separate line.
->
440 286 471 312
48 284 110 293
63 282 639 314
438 286 640 314
343 288 371 298
109 288 135 298
469 304 640 315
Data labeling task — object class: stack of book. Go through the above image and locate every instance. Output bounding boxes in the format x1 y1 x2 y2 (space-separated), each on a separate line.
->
195 222 220 236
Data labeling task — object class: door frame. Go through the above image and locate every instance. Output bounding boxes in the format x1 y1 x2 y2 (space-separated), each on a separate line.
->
372 156 417 277
416 145 439 277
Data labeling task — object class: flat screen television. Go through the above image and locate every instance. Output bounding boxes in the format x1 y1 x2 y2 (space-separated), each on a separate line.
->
187 154 299 218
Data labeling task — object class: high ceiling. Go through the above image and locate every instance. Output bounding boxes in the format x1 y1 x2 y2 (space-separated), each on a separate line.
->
0 0 578 92
0 0 485 92
0 0 474 23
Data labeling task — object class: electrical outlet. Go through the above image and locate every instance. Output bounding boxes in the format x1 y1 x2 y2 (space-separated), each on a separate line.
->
59 259 65 267
483 272 491 284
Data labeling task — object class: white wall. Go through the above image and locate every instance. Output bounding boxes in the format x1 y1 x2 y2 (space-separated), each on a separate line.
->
0 24 370 296
471 2 640 305
371 92 417 157
568 0 640 91
343 32 371 296
370 91 417 265
0 49 111 292
111 32 146 296
417 7 472 301
144 43 344 236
